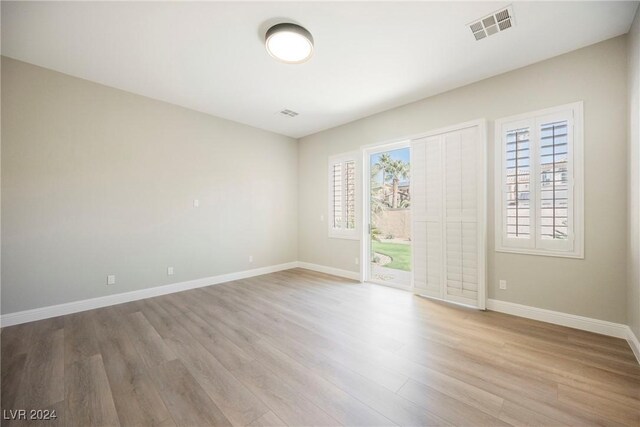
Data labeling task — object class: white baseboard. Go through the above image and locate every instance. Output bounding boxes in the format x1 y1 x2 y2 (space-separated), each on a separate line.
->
0 260 357 327
0 262 298 327
627 327 640 364
486 299 628 338
487 298 640 364
3 263 639 365
296 262 361 281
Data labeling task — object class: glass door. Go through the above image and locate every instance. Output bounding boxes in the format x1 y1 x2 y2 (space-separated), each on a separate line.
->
368 146 412 289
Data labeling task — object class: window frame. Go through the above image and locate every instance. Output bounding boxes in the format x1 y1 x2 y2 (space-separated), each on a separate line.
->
494 102 584 258
328 151 360 240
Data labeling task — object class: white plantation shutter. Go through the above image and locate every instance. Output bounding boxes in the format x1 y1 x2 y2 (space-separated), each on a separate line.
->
444 128 480 306
328 153 359 239
498 118 536 251
332 163 343 228
345 161 356 229
506 127 532 240
496 102 583 258
412 137 443 299
539 121 569 240
412 124 485 308
536 115 573 252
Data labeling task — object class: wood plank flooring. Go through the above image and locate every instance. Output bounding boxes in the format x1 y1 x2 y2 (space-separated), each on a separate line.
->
2 268 639 426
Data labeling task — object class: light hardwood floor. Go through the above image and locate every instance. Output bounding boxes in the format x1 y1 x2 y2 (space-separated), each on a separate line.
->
2 268 640 426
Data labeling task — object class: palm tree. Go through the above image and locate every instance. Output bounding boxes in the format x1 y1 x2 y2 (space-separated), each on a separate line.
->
375 154 392 207
370 162 385 217
377 155 409 209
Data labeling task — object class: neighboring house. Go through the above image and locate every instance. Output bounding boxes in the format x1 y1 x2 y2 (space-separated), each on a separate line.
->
373 180 411 209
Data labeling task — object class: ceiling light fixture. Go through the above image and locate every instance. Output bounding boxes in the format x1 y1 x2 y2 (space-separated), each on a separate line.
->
265 23 314 64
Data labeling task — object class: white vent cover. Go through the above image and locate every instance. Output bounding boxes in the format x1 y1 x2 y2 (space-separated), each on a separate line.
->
468 5 515 41
279 109 299 117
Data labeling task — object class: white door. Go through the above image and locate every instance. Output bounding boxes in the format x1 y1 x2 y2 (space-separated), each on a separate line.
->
411 123 486 309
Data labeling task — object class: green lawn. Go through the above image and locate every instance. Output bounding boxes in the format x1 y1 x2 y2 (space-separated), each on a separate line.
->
372 241 411 271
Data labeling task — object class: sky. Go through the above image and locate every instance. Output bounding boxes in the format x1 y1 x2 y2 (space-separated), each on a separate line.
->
370 147 410 166
370 147 410 185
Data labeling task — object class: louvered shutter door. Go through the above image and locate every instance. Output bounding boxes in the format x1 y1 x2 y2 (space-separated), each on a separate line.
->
412 136 443 298
444 127 480 306
412 125 484 309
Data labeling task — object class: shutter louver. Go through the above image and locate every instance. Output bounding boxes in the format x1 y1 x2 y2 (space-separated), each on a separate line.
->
329 154 358 238
539 121 569 241
332 163 343 229
345 161 356 229
505 127 531 238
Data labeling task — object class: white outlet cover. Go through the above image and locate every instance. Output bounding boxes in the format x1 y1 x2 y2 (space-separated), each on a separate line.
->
107 275 116 285
499 280 507 290
249 255 253 263
193 199 200 208
167 267 174 275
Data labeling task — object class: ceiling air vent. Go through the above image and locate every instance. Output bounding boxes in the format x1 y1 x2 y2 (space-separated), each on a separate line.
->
468 5 515 41
279 109 299 117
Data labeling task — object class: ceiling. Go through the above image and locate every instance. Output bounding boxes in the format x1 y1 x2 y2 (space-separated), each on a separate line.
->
2 1 638 138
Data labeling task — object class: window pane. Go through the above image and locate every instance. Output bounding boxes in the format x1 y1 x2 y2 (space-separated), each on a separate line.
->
539 120 569 241
505 127 530 238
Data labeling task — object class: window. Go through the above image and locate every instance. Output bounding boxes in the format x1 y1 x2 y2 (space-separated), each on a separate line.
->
328 152 359 239
495 102 583 258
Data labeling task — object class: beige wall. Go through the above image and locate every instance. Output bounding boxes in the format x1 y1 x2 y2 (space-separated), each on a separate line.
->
299 36 629 324
1 57 298 314
1 35 633 326
628 10 640 339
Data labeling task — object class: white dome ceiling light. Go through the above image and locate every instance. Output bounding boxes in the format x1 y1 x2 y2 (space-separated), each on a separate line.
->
265 23 314 64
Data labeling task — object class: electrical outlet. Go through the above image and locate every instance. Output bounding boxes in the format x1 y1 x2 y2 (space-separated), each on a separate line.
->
107 275 116 285
167 267 174 275
355 257 359 265
320 215 324 222
193 199 200 208
249 255 253 263
499 279 507 290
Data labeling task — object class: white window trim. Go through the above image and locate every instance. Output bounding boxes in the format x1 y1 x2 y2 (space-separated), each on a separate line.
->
494 102 584 259
328 151 360 240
